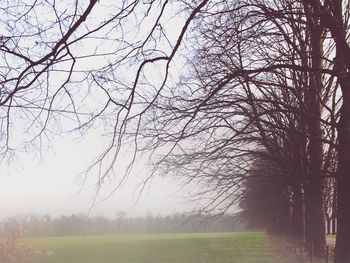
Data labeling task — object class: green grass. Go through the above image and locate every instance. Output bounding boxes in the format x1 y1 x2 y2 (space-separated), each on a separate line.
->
21 232 291 263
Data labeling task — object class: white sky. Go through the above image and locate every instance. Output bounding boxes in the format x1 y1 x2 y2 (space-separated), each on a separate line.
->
0 131 198 220
0 1 209 220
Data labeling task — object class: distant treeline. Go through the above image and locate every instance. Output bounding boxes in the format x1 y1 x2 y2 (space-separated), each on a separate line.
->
0 212 244 237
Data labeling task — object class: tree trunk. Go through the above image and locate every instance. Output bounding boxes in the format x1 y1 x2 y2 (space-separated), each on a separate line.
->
331 182 337 235
332 1 350 261
292 181 305 246
326 217 331 235
331 217 337 235
303 3 326 256
334 73 350 263
334 102 350 263
304 176 326 256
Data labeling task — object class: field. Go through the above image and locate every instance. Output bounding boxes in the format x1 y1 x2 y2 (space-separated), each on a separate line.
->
18 232 300 263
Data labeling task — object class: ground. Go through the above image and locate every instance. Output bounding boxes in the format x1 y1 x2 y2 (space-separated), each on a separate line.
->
16 232 303 263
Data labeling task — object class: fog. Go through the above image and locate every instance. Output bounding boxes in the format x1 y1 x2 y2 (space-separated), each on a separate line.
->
0 131 197 220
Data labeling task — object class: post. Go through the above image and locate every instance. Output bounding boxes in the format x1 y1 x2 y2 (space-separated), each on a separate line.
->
325 246 329 263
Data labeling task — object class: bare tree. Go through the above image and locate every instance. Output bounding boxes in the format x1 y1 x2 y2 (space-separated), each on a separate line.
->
1 0 349 261
0 0 209 185
136 0 340 257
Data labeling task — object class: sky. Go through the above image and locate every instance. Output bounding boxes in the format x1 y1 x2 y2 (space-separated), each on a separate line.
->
0 131 199 220
0 1 208 220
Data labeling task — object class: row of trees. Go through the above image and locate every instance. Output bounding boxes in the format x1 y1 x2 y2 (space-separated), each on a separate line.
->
239 156 337 245
0 213 243 237
129 0 347 260
1 0 349 262
125 0 347 260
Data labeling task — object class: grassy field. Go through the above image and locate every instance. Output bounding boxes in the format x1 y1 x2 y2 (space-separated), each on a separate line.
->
21 232 294 263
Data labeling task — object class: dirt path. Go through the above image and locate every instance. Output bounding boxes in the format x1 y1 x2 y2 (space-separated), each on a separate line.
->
269 236 335 263
269 236 303 263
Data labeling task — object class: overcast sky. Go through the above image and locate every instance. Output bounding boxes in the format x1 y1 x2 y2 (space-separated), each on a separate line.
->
0 130 199 219
0 1 208 220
